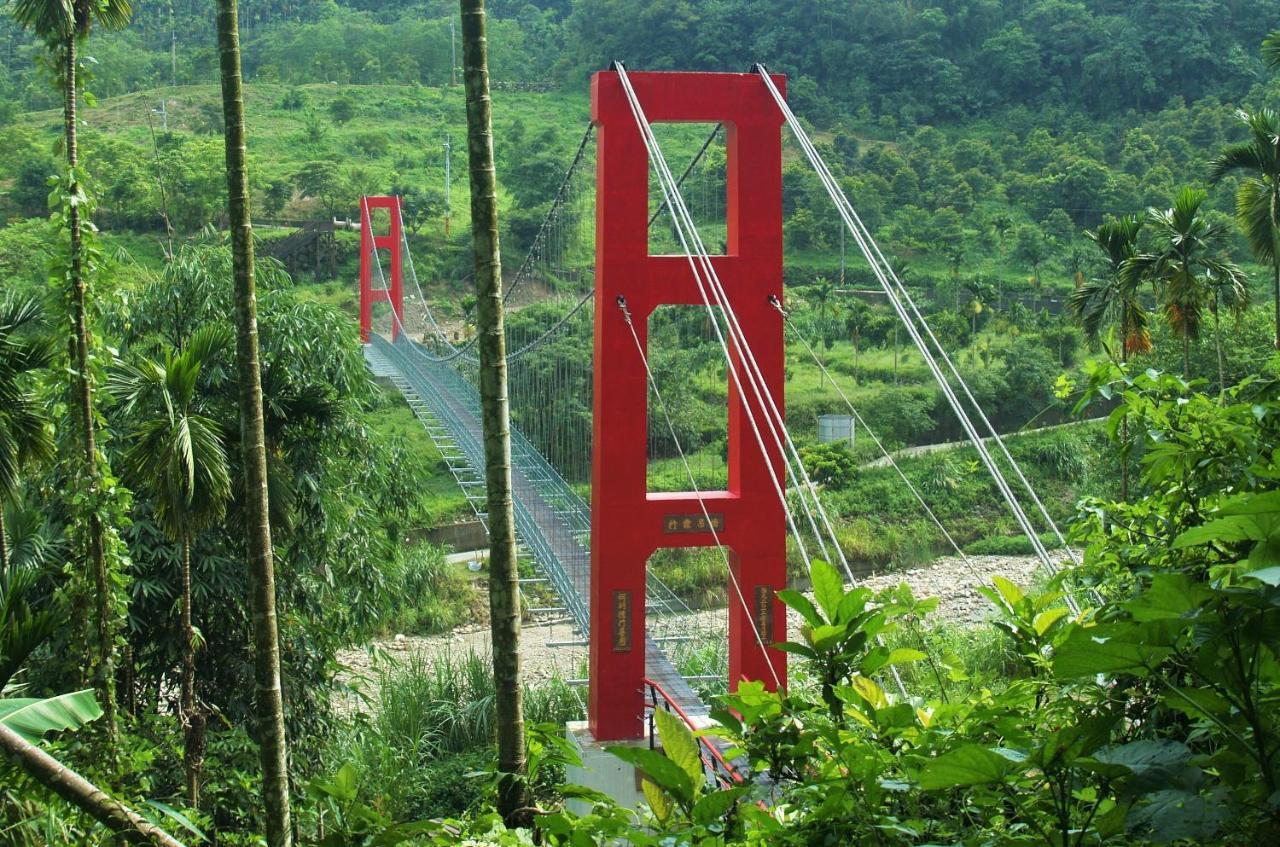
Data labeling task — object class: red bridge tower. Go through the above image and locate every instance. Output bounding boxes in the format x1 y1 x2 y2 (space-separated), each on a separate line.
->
359 195 404 343
589 70 789 741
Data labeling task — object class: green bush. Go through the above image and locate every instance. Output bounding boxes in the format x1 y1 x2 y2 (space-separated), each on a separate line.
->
963 532 1065 556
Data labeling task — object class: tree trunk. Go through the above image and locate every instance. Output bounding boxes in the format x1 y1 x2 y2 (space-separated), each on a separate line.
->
893 325 899 384
1118 327 1129 503
1182 333 1190 380
1214 305 1226 398
1273 261 1279 351
64 31 118 751
215 3 293 844
180 536 203 808
0 723 187 847
460 0 528 825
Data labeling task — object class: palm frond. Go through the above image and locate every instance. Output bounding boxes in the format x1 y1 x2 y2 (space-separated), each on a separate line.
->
1209 141 1266 184
9 0 74 40
1235 178 1279 264
1264 29 1280 70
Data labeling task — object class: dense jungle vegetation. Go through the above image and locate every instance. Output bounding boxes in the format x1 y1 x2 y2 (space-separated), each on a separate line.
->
2 1 1280 844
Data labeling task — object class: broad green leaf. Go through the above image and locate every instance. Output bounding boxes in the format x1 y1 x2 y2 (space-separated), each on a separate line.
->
808 624 846 650
1034 714 1119 769
642 778 674 824
1127 789 1229 843
0 690 102 743
607 745 694 803
655 708 704 793
835 585 873 624
885 647 926 666
777 589 821 628
1174 492 1280 567
1089 740 1190 792
810 559 844 621
1126 574 1209 622
142 800 207 842
773 642 817 660
1162 685 1231 721
1244 565 1280 585
917 745 1012 790
692 787 745 824
1052 623 1176 678
991 575 1025 608
851 675 888 710
1033 607 1069 635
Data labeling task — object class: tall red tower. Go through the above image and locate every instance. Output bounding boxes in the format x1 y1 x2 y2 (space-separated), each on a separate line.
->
589 71 789 741
359 195 404 343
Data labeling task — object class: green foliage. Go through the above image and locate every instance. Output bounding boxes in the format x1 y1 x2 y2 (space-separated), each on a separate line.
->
0 688 101 742
327 650 581 822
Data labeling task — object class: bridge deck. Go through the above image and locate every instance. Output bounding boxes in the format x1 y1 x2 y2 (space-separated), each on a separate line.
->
365 337 708 724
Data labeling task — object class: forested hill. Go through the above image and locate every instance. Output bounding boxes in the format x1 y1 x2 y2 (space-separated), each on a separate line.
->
3 0 1279 122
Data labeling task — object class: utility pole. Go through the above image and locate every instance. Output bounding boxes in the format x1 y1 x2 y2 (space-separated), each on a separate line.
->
444 134 452 237
170 1 177 88
450 18 457 86
153 100 168 132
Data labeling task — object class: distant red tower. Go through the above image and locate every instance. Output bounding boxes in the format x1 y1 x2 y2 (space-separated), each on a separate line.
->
359 195 404 343
589 71 789 741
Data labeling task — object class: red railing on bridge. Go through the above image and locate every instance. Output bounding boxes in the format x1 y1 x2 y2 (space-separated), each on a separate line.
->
643 677 744 790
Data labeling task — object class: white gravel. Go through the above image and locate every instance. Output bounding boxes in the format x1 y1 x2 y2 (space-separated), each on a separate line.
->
336 552 1071 701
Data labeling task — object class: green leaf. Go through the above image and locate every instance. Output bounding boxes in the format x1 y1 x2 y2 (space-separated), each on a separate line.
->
1244 565 1280 585
1174 491 1280 567
851 675 888 710
1127 789 1229 843
1052 622 1176 678
607 745 694 803
990 575 1025 607
1033 607 1070 635
811 559 844 621
642 778 674 824
886 647 926 666
1128 573 1211 622
777 589 821 628
692 787 745 824
1090 740 1190 791
918 745 1013 789
655 709 704 793
0 690 102 742
142 800 207 842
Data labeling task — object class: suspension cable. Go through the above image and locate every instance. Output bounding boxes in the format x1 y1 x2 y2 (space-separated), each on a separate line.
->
619 297 781 688
648 122 723 229
753 66 1090 614
771 296 993 588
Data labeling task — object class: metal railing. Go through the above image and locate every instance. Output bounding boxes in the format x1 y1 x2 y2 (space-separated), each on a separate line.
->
644 677 744 790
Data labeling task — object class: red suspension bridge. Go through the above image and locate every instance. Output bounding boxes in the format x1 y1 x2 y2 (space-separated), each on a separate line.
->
356 67 1094 771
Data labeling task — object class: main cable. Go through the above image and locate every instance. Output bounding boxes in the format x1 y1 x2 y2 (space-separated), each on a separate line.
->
753 67 1089 614
614 63 858 580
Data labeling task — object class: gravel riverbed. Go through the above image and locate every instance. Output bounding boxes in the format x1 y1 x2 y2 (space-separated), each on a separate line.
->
336 552 1073 702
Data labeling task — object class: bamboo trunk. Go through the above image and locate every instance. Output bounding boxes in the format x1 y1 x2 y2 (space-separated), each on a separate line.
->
459 0 529 825
215 3 293 844
0 722 186 847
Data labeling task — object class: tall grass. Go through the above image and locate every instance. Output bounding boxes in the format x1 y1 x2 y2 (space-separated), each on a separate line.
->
328 649 582 819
